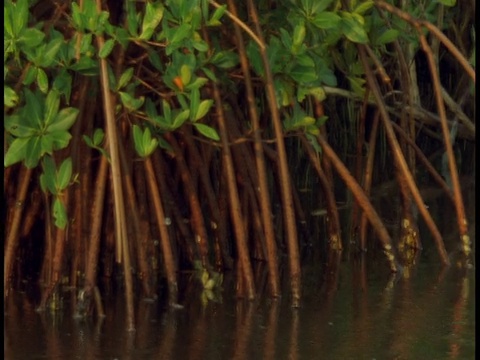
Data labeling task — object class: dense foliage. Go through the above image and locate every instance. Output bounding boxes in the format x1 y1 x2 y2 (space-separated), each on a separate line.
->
4 0 475 327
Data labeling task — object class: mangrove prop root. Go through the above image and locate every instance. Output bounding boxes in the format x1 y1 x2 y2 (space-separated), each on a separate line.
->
164 132 210 267
358 45 450 266
4 166 33 299
359 111 380 250
418 34 471 256
182 129 233 269
118 134 152 298
228 0 280 296
39 223 68 310
95 0 134 331
202 24 256 300
151 150 198 264
316 134 401 273
84 155 108 293
247 0 301 307
145 156 178 305
211 78 256 301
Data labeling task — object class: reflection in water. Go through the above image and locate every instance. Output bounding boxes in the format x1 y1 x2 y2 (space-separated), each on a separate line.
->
232 301 254 360
263 299 279 360
4 256 474 360
5 182 475 359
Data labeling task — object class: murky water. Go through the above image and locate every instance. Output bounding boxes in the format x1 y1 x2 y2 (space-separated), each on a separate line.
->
4 252 475 360
4 180 475 360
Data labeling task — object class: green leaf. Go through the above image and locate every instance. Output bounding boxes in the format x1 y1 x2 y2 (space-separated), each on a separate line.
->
4 86 19 107
354 1 374 15
133 125 144 156
299 116 316 127
79 33 93 54
172 109 190 129
39 172 48 193
169 24 192 45
115 27 130 49
144 138 158 156
83 0 102 32
117 67 134 91
36 68 49 94
162 100 172 124
208 4 226 26
38 38 63 67
93 128 105 145
185 77 208 90
375 29 400 45
209 51 239 69
57 158 72 190
25 136 43 168
317 115 328 127
23 66 37 86
310 0 335 14
438 0 456 6
297 87 311 102
201 0 209 21
192 39 209 52
142 127 158 156
347 76 366 96
99 39 116 58
4 137 30 167
341 12 369 44
157 136 173 152
204 278 216 290
4 2 14 38
46 107 79 132
40 134 55 156
18 28 45 48
106 62 116 90
24 89 44 129
44 90 60 127
292 23 306 47
289 65 318 83
12 0 29 36
307 133 322 153
140 2 164 40
296 54 315 67
145 98 158 120
119 92 145 111
83 134 93 148
147 48 163 71
142 126 152 145
53 198 68 229
71 2 84 30
53 70 73 104
194 99 213 121
279 28 293 51
189 89 200 121
126 0 139 37
70 56 98 76
4 115 37 137
49 130 73 151
193 123 219 141
41 156 57 194
276 78 294 106
307 87 326 101
201 67 217 82
180 64 192 86
311 12 341 29
306 124 320 135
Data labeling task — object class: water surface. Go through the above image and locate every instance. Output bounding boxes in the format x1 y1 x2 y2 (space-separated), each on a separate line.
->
5 180 476 359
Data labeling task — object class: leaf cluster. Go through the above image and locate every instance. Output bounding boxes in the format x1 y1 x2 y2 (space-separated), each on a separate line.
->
4 0 468 230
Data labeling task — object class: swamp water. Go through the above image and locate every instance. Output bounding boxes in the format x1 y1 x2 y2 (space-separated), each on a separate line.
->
4 181 475 360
